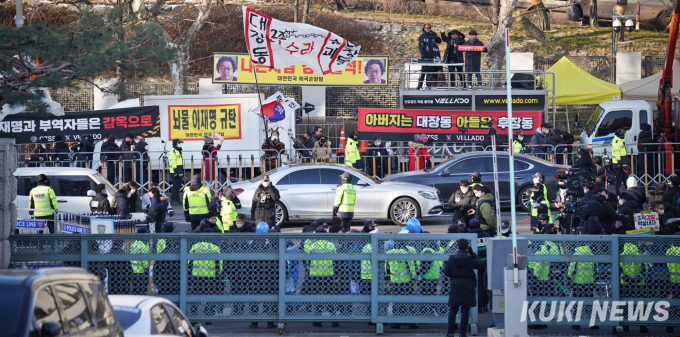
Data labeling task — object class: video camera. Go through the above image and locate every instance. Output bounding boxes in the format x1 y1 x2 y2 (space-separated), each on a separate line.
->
556 167 590 198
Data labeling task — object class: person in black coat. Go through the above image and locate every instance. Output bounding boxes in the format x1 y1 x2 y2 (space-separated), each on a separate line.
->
135 136 149 184
613 218 635 234
462 30 484 88
572 149 597 177
443 238 485 337
440 29 465 88
50 135 71 167
90 183 113 214
75 135 95 168
545 129 565 153
618 192 641 224
231 214 256 232
101 135 121 183
148 187 168 233
625 177 647 210
365 133 390 179
593 188 630 234
637 123 657 177
114 187 130 218
448 179 477 224
579 199 602 234
120 133 136 184
251 175 281 226
662 175 680 206
417 23 442 89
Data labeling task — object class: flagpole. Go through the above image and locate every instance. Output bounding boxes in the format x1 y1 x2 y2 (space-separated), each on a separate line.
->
251 59 269 140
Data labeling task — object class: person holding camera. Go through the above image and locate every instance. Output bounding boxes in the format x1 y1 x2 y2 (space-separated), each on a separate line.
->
443 238 485 337
611 128 629 194
448 179 477 224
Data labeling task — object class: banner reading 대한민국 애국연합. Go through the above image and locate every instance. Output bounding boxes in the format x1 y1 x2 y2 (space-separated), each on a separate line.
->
168 104 241 141
213 53 389 86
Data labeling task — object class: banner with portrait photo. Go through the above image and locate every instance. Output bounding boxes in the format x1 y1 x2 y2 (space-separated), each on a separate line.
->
357 108 543 143
168 104 241 141
212 53 389 86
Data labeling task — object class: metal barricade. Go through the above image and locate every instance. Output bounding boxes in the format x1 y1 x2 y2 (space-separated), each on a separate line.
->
7 233 480 332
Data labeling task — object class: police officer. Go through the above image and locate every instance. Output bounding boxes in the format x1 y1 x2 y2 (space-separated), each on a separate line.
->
532 172 548 199
220 189 237 230
188 231 223 299
169 139 184 205
130 227 150 294
29 174 58 233
333 172 357 232
90 183 112 214
385 238 419 330
568 244 597 330
470 171 483 188
304 229 338 328
620 242 649 333
513 131 526 154
611 128 629 194
184 175 211 231
345 131 362 169
251 175 280 226
529 183 551 233
528 235 561 298
665 244 680 333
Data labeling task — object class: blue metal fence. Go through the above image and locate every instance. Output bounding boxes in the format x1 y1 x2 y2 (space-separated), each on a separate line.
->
8 233 480 334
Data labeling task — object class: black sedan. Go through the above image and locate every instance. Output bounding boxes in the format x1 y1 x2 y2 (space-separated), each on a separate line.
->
382 151 569 211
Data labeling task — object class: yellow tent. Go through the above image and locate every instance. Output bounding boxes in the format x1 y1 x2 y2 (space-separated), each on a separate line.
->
545 57 622 105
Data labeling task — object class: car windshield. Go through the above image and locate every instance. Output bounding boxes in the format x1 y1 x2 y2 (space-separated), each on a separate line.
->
0 286 28 337
94 173 117 192
112 306 142 330
348 166 380 183
585 106 604 136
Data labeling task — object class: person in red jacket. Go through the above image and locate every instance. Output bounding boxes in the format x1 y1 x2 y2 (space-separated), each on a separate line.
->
409 133 430 171
202 132 223 186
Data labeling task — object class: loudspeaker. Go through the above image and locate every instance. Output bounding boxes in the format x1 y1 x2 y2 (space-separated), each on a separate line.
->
510 73 535 90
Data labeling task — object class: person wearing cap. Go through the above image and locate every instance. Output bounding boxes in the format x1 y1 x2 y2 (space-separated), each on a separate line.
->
637 123 657 178
462 29 484 90
262 129 285 171
90 183 112 214
120 133 136 183
202 132 224 186
448 179 477 224
130 227 151 294
192 212 221 233
361 220 376 233
408 134 430 171
251 175 281 227
611 128 629 194
469 171 483 188
219 189 237 230
344 131 362 169
468 186 497 236
101 135 121 183
333 172 357 232
448 219 470 235
169 139 184 205
184 174 212 231
418 22 442 90
366 133 391 179
513 131 526 154
499 219 512 237
29 174 58 233
148 187 169 233
529 183 551 233
303 227 339 328
443 238 485 337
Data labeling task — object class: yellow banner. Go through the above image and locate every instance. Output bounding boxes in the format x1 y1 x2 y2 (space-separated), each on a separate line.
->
212 53 389 86
168 104 241 141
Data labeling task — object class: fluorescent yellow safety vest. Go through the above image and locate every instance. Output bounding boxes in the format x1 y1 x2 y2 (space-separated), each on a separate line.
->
361 243 372 280
304 240 336 277
188 242 222 277
168 148 183 173
130 240 150 274
30 185 57 217
345 138 361 166
334 183 356 214
666 245 680 284
568 245 596 284
611 136 627 164
184 188 209 215
620 242 647 285
220 197 237 226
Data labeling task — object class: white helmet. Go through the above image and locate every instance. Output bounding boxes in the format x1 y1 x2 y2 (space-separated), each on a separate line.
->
626 176 637 188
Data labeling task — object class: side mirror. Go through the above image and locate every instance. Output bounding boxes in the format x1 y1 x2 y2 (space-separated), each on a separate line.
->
440 170 450 177
87 190 96 197
194 323 208 337
357 180 370 187
41 321 61 337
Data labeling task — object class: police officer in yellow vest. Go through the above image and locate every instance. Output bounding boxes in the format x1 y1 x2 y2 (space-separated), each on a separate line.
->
529 183 551 233
528 236 561 297
611 128 629 194
169 139 184 205
188 231 223 295
345 131 362 169
620 242 649 333
665 244 680 333
184 174 211 231
130 227 151 294
303 227 339 328
513 131 526 154
568 244 598 330
29 174 58 233
333 172 357 232
219 189 237 230
385 236 419 329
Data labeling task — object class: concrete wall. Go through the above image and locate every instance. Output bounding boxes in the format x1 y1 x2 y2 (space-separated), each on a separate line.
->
0 139 17 269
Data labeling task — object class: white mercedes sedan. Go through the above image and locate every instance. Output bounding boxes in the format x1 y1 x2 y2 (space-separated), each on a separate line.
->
110 295 208 337
232 163 444 226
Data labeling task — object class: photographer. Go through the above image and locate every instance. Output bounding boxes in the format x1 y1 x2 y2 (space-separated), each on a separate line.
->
572 149 597 176
618 192 641 224
580 197 603 235
448 179 477 224
594 187 630 234
75 135 95 168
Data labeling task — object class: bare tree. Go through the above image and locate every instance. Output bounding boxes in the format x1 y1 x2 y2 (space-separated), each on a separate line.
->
515 9 546 41
294 0 299 22
530 0 550 31
590 0 599 27
465 0 519 74
302 0 310 23
334 0 348 11
133 0 213 94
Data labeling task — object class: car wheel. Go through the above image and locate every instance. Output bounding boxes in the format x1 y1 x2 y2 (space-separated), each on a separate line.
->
567 5 582 22
390 197 420 226
517 185 532 212
275 201 288 227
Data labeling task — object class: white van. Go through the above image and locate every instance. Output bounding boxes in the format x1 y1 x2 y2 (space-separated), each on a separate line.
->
580 100 655 156
14 167 117 222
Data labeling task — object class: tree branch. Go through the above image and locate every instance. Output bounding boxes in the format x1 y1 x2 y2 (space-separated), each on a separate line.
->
465 0 494 22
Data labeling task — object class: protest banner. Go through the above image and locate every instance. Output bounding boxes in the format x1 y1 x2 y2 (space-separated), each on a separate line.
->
626 228 653 235
168 104 241 141
634 212 660 232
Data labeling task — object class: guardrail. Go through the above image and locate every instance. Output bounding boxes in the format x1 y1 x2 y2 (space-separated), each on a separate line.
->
8 233 481 333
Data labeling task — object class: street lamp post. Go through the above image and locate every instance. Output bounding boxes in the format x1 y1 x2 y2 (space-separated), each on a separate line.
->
611 12 635 82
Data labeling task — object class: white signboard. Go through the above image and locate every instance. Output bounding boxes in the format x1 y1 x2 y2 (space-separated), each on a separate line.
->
91 218 114 234
634 212 660 232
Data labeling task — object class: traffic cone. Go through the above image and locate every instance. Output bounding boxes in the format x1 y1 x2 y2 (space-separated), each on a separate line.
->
360 140 368 153
338 128 346 154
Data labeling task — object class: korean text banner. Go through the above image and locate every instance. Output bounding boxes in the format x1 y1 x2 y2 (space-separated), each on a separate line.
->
213 53 388 86
168 104 241 141
358 108 543 143
0 106 159 144
243 6 360 76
